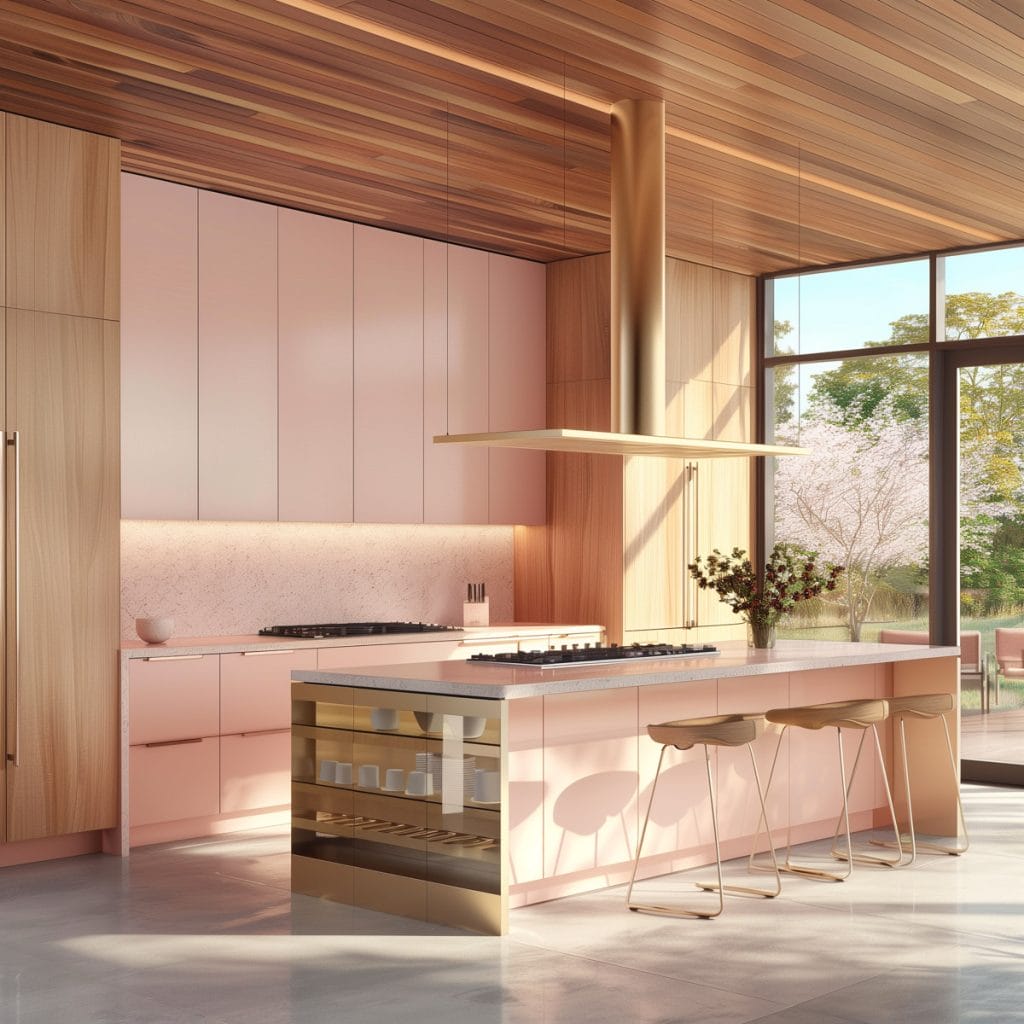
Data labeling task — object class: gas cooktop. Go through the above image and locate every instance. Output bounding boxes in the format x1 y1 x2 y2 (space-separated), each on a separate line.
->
469 642 719 668
258 622 460 640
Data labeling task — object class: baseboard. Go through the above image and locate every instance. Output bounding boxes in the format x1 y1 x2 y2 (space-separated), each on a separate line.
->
130 806 290 848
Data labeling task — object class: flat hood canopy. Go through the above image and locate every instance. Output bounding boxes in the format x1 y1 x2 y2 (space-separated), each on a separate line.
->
434 99 806 460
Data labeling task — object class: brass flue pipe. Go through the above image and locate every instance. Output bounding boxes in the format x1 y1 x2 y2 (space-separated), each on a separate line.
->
610 99 666 438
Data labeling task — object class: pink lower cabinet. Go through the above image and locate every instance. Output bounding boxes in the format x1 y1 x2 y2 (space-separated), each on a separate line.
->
130 738 220 828
221 649 317 734
129 654 219 745
221 731 292 813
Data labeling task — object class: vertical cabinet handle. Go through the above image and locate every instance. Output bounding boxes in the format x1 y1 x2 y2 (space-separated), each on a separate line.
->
6 431 19 767
681 461 699 630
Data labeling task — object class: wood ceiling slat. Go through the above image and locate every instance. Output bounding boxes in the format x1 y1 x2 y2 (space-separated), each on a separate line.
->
0 0 1023 274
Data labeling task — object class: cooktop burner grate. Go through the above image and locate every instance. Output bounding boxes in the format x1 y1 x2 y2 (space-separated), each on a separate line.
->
259 622 460 639
470 642 719 667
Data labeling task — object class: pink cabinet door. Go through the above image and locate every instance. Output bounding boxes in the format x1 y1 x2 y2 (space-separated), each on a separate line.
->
198 191 278 520
130 737 220 828
221 649 317 735
121 173 199 519
129 655 220 744
423 241 489 524
488 253 545 525
316 640 461 669
353 225 424 523
279 208 354 522
220 731 291 813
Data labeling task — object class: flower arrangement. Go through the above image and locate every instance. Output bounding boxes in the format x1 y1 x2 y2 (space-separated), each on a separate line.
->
688 544 844 648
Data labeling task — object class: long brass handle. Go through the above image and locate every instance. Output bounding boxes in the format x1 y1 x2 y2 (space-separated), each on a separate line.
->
681 462 699 630
143 737 204 748
239 728 291 738
689 462 699 629
241 649 297 657
6 432 19 767
141 654 203 662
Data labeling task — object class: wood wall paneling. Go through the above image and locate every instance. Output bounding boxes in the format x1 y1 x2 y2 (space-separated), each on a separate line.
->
5 114 119 319
120 173 199 519
278 208 354 523
5 309 119 840
423 240 489 524
622 455 684 633
0 112 5 307
488 253 545 525
197 191 278 521
353 225 424 524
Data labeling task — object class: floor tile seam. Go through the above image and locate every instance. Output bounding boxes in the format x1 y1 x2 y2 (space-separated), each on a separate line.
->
766 892 1024 949
502 935 790 1011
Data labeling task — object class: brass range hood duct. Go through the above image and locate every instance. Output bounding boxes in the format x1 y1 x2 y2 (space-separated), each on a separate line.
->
434 99 806 460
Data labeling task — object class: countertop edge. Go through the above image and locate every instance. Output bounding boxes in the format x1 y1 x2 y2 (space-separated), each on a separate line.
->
291 642 961 700
120 623 604 659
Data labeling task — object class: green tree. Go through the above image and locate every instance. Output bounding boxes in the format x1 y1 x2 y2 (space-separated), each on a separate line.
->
772 319 797 425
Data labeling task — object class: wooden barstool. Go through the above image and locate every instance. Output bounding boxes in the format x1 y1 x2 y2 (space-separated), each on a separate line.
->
754 698 904 881
875 693 969 862
626 714 781 920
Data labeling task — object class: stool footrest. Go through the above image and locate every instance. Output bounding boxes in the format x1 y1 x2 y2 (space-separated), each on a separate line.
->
696 881 778 899
627 902 720 921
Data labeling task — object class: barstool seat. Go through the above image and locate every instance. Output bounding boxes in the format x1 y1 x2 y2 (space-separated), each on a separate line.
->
754 698 903 881
877 692 969 862
627 713 781 920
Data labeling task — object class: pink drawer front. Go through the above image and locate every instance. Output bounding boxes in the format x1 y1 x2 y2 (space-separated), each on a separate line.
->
130 737 220 828
129 655 219 744
220 730 291 814
221 649 317 735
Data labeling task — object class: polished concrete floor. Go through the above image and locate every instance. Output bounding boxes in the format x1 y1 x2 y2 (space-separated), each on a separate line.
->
1 784 1022 1023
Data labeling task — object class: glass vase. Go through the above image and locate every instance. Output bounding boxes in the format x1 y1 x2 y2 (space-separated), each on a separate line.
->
747 620 776 649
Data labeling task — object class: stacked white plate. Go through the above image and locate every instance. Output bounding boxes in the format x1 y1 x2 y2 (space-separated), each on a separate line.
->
415 753 475 798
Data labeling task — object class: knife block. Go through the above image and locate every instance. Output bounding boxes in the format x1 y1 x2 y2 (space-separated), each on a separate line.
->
463 598 490 627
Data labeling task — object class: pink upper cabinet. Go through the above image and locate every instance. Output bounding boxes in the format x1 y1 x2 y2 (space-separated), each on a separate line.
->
488 253 546 525
121 174 199 519
198 192 278 521
353 225 424 523
423 241 489 524
278 209 354 522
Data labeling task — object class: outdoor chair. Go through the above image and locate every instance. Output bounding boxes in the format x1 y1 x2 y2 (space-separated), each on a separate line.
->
994 628 1024 708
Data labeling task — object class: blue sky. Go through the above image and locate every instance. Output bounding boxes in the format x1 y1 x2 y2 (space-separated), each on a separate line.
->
772 246 1024 354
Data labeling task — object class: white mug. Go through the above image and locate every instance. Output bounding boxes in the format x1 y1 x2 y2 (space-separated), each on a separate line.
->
358 764 380 788
370 707 400 730
405 770 433 797
384 768 404 791
474 770 500 803
334 762 353 785
319 759 338 783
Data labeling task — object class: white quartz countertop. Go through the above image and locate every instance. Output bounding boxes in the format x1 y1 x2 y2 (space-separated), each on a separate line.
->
292 639 960 699
120 623 602 659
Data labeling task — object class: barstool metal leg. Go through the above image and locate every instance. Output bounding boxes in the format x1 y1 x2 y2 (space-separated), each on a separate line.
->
629 741 779 919
625 745 666 911
873 712 969 861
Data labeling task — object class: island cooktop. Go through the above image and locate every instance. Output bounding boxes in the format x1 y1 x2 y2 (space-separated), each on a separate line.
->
469 642 719 668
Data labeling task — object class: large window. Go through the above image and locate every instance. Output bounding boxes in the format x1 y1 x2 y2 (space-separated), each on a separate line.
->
765 242 1024 783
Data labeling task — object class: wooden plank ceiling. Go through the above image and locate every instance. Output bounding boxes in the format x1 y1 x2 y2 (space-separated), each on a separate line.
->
2 0 1023 274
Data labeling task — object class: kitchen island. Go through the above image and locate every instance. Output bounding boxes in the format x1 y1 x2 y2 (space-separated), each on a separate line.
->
291 640 959 934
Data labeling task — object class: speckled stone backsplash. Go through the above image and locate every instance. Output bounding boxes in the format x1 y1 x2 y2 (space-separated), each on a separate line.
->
121 520 515 639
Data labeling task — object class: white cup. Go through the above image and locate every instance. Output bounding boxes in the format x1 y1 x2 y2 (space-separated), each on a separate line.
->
463 716 487 739
334 762 353 785
370 707 400 731
384 768 404 791
474 770 500 803
319 759 338 783
358 764 380 788
405 770 433 797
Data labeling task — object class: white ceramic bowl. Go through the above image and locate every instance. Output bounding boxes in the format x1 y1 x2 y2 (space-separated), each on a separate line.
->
463 716 487 739
136 616 174 644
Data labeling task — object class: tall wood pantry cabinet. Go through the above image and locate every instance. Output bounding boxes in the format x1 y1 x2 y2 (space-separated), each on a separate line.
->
1 113 120 849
